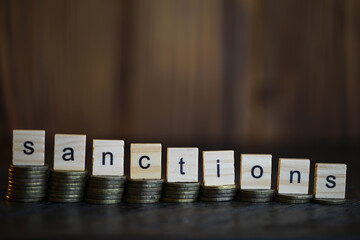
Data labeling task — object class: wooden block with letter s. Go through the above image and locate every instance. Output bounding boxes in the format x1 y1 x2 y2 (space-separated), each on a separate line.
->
314 163 347 199
12 129 45 166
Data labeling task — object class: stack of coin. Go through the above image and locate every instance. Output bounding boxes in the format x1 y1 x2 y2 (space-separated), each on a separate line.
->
312 198 346 205
48 170 87 203
85 175 126 204
162 182 200 203
199 184 237 202
275 193 313 204
236 188 274 203
6 165 49 202
124 179 163 204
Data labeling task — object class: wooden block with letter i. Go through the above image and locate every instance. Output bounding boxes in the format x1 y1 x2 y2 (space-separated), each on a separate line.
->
167 147 198 182
130 143 162 179
12 129 45 165
53 134 86 170
314 163 347 199
277 158 310 194
203 150 234 186
92 139 125 176
240 154 272 189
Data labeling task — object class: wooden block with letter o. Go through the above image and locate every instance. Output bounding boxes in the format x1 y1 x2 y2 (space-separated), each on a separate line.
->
130 143 162 179
203 150 234 186
53 134 86 170
12 129 45 165
240 154 272 189
277 158 310 194
314 163 347 199
92 139 125 176
167 147 198 182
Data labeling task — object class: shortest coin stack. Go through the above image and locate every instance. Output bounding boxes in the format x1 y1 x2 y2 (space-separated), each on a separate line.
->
275 193 313 204
162 182 200 203
311 198 346 205
236 189 275 203
85 175 126 204
6 165 49 202
199 185 237 202
124 179 164 204
48 170 87 203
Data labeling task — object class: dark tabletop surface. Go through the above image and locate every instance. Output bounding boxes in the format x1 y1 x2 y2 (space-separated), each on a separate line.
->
0 145 359 240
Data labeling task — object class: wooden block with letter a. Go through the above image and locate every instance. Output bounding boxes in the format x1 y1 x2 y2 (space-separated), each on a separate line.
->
12 129 45 165
130 143 162 179
240 154 272 189
203 150 234 186
167 147 198 182
314 163 347 199
92 139 125 176
277 158 310 194
53 134 86 170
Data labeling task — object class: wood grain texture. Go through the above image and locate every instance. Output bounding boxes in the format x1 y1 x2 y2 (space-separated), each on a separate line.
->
130 143 162 179
53 134 86 171
0 0 359 149
314 163 347 199
92 139 124 176
203 150 234 186
240 154 272 189
167 147 198 182
12 129 45 165
277 158 310 194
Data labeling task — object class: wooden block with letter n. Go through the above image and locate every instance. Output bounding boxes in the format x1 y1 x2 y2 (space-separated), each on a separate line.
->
167 147 198 182
203 150 234 186
240 154 272 189
314 163 347 199
12 129 45 165
92 139 125 176
277 158 310 194
53 134 86 170
130 143 162 179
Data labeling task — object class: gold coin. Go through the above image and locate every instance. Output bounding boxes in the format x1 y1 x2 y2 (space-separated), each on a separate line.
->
86 198 121 204
162 198 197 203
312 198 346 205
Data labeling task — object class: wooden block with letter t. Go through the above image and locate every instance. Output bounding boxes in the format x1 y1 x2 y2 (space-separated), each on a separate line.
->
12 129 45 165
92 139 125 176
240 154 272 189
53 134 86 171
314 163 347 199
203 150 234 186
167 147 199 182
277 158 310 194
130 143 162 179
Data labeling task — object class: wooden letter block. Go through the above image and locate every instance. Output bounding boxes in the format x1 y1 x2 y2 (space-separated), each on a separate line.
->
54 134 86 171
92 140 125 176
314 163 347 199
12 129 45 166
130 143 162 179
167 148 198 182
240 154 272 189
203 151 234 186
277 158 310 194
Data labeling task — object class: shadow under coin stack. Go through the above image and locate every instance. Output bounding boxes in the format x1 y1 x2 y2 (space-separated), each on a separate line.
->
199 184 237 202
124 179 163 204
48 170 87 203
275 193 313 204
236 189 275 203
6 165 49 202
85 175 126 204
162 182 200 203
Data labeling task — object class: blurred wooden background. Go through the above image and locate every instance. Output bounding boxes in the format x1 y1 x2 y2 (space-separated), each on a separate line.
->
0 0 359 150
